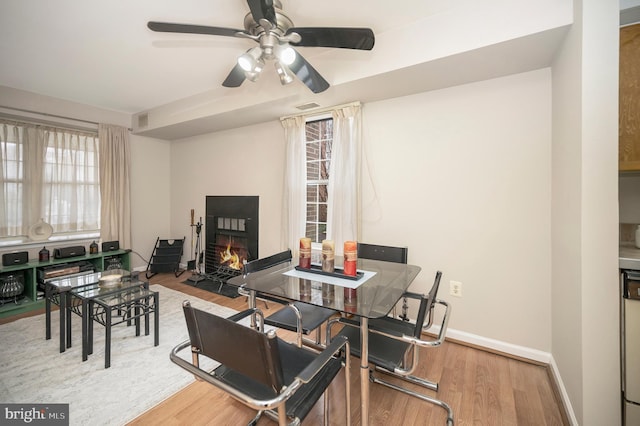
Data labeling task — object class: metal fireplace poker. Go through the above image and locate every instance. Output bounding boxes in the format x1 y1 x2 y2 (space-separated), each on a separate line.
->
187 210 206 285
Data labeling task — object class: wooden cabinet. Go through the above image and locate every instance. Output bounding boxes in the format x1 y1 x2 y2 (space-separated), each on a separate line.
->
0 249 130 318
620 23 640 171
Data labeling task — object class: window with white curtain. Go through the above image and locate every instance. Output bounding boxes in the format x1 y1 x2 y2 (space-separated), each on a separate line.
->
0 119 100 245
281 102 360 256
305 117 333 244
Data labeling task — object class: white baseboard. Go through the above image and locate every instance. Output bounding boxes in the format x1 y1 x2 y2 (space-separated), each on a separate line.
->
548 356 579 426
437 326 577 425
442 327 551 363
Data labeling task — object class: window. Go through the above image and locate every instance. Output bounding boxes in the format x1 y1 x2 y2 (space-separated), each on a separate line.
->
305 117 333 243
0 120 100 244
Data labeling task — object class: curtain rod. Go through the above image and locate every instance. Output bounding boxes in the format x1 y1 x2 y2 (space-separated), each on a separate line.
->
280 101 361 121
0 105 132 131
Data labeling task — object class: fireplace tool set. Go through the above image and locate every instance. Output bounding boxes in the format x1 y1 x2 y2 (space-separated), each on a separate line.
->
187 210 206 285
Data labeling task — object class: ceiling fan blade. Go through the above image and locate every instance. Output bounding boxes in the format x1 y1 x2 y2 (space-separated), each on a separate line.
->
147 21 244 38
288 52 330 94
246 0 276 26
222 63 246 88
286 27 375 50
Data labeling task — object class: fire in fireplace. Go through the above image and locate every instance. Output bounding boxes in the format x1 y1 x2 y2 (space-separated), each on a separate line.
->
213 218 248 270
205 196 258 281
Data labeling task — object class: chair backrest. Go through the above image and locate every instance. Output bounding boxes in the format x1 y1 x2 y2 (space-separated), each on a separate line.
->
411 271 443 338
357 243 408 264
182 301 284 393
243 249 292 276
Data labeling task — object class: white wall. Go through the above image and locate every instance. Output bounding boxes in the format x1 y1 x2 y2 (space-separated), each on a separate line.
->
578 0 620 423
362 69 553 350
168 121 286 262
129 134 172 270
551 0 620 424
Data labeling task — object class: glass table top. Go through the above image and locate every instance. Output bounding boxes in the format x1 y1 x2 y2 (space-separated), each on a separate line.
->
91 286 155 307
46 272 104 290
46 270 132 290
227 258 421 319
70 277 146 300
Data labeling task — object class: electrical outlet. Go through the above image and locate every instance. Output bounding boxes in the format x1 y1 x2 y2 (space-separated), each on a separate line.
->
450 280 462 297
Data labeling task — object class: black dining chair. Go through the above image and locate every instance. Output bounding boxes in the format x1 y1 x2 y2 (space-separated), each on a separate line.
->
357 242 408 264
357 242 410 321
243 249 338 348
171 301 351 426
327 270 454 425
240 249 294 309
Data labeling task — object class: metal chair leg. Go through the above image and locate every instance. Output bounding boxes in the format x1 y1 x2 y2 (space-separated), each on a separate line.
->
371 373 454 425
247 410 263 426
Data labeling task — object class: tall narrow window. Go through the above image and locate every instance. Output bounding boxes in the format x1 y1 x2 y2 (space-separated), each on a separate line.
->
282 103 359 254
305 117 333 244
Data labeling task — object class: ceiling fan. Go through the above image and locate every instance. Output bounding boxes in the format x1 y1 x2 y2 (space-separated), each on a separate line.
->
147 0 375 94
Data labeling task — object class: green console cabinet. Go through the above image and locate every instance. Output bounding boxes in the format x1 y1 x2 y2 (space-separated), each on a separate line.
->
0 249 131 319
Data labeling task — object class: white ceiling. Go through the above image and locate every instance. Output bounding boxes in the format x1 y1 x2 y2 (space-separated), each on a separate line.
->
0 0 577 139
0 0 462 114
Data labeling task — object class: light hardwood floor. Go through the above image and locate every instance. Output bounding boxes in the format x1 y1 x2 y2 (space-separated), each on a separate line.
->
1 272 568 425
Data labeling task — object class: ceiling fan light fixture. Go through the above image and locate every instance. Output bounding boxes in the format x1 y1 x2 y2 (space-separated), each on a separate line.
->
244 58 264 82
274 61 294 85
253 58 265 74
245 70 261 82
238 55 253 72
238 47 264 72
278 45 296 65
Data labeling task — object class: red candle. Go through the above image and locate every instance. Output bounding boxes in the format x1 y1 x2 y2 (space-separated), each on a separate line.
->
299 237 311 268
343 240 357 276
344 288 357 315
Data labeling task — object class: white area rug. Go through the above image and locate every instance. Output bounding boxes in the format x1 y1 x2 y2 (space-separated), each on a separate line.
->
0 285 237 425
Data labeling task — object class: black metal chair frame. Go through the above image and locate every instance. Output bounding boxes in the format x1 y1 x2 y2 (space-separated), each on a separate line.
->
238 249 295 309
327 270 454 425
170 302 351 426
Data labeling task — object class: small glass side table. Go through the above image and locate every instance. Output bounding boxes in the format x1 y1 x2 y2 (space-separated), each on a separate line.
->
69 276 148 362
45 272 103 353
89 286 159 368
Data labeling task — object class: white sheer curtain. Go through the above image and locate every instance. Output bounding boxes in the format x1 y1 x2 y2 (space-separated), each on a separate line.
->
280 116 307 256
326 103 361 253
24 127 47 231
0 120 100 238
42 127 100 233
0 123 41 236
98 124 131 249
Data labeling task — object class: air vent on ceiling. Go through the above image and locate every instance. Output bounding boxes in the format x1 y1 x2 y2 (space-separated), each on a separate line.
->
137 113 149 128
295 102 321 111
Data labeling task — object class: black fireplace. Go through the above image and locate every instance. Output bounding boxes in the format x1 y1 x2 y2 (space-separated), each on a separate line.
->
205 196 258 281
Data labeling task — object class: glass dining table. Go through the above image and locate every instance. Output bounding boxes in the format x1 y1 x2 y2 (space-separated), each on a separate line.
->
227 257 421 426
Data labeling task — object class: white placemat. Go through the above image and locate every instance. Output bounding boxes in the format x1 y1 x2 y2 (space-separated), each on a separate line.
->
283 268 376 289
